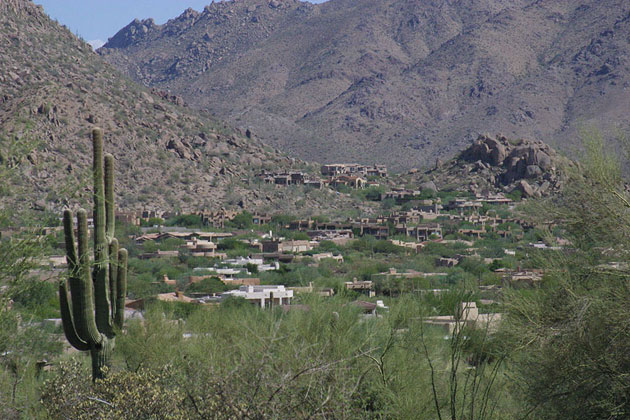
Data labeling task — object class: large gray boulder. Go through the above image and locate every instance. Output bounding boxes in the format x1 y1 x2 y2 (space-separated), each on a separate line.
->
420 180 438 192
513 180 535 198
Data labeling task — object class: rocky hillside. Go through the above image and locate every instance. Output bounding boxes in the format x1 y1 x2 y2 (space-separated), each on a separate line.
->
0 0 366 217
99 0 630 171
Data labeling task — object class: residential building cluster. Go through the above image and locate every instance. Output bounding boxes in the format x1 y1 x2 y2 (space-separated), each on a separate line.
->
255 163 388 191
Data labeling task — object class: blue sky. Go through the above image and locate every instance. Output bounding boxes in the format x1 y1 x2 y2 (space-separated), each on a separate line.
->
34 1 327 49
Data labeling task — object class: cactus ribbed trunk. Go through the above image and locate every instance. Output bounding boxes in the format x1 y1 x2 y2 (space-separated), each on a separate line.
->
59 128 128 381
91 337 115 380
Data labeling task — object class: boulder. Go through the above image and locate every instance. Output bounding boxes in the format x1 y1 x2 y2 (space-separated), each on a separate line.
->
420 180 438 192
483 137 506 165
513 180 534 198
525 165 542 178
503 157 527 183
166 138 194 160
461 135 507 166
536 151 552 170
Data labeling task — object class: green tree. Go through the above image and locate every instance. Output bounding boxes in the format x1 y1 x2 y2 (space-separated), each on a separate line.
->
229 211 253 229
505 131 630 419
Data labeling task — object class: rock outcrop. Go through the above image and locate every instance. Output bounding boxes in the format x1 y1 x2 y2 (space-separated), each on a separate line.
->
422 134 568 198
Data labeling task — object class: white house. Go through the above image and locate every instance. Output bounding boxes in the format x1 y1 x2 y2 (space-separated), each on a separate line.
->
221 285 293 308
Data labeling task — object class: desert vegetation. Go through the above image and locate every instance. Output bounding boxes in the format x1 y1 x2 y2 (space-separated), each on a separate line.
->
2 1 630 418
2 130 630 419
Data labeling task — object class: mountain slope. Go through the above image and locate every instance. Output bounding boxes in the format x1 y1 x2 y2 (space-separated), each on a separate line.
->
100 0 630 170
1 0 352 216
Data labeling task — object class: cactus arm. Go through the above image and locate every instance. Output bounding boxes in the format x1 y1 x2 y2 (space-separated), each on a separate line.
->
62 209 78 272
108 238 119 322
59 279 90 351
92 128 113 335
92 128 107 252
104 153 115 241
71 209 102 345
114 248 128 329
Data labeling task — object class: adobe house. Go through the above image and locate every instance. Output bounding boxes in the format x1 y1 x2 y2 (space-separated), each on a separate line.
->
344 278 375 297
290 219 315 230
436 257 459 268
262 239 312 253
115 210 141 226
311 252 344 263
314 222 353 231
138 250 180 260
382 189 421 203
307 229 354 245
389 239 424 253
252 213 271 225
365 165 388 178
304 179 323 189
330 175 366 189
458 228 486 238
156 291 196 304
161 274 177 286
185 237 221 257
424 302 502 334
256 171 308 185
199 208 239 228
388 210 422 225
349 300 388 318
445 198 483 214
415 199 443 214
475 193 513 205
252 252 295 263
321 163 388 178
289 282 336 297
222 278 260 286
502 269 543 287
321 163 361 177
372 268 425 282
395 223 442 241
357 224 389 240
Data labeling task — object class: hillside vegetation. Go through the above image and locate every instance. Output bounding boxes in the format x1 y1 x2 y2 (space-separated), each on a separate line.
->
0 0 359 216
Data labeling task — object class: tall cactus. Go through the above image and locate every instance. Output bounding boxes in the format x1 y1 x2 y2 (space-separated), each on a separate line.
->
59 128 127 380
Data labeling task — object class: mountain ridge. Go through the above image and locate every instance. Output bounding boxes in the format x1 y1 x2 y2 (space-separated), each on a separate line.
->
99 0 630 171
1 0 362 217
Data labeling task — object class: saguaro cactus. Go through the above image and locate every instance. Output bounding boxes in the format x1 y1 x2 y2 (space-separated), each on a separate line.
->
59 128 127 380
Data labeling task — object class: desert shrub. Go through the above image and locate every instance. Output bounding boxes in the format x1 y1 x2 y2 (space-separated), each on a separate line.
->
41 360 185 420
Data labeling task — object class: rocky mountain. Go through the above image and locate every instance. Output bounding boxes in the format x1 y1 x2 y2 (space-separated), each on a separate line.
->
99 0 630 171
0 0 365 217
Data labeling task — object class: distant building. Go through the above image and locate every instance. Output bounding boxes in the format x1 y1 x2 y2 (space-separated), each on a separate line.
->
424 302 502 334
445 198 483 213
344 278 375 297
321 163 387 178
330 175 366 189
221 285 293 308
288 282 335 297
395 223 442 241
382 189 421 202
311 252 344 263
262 240 313 254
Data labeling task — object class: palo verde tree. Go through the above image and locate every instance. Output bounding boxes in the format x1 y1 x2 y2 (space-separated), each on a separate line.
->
505 131 630 419
59 128 128 380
